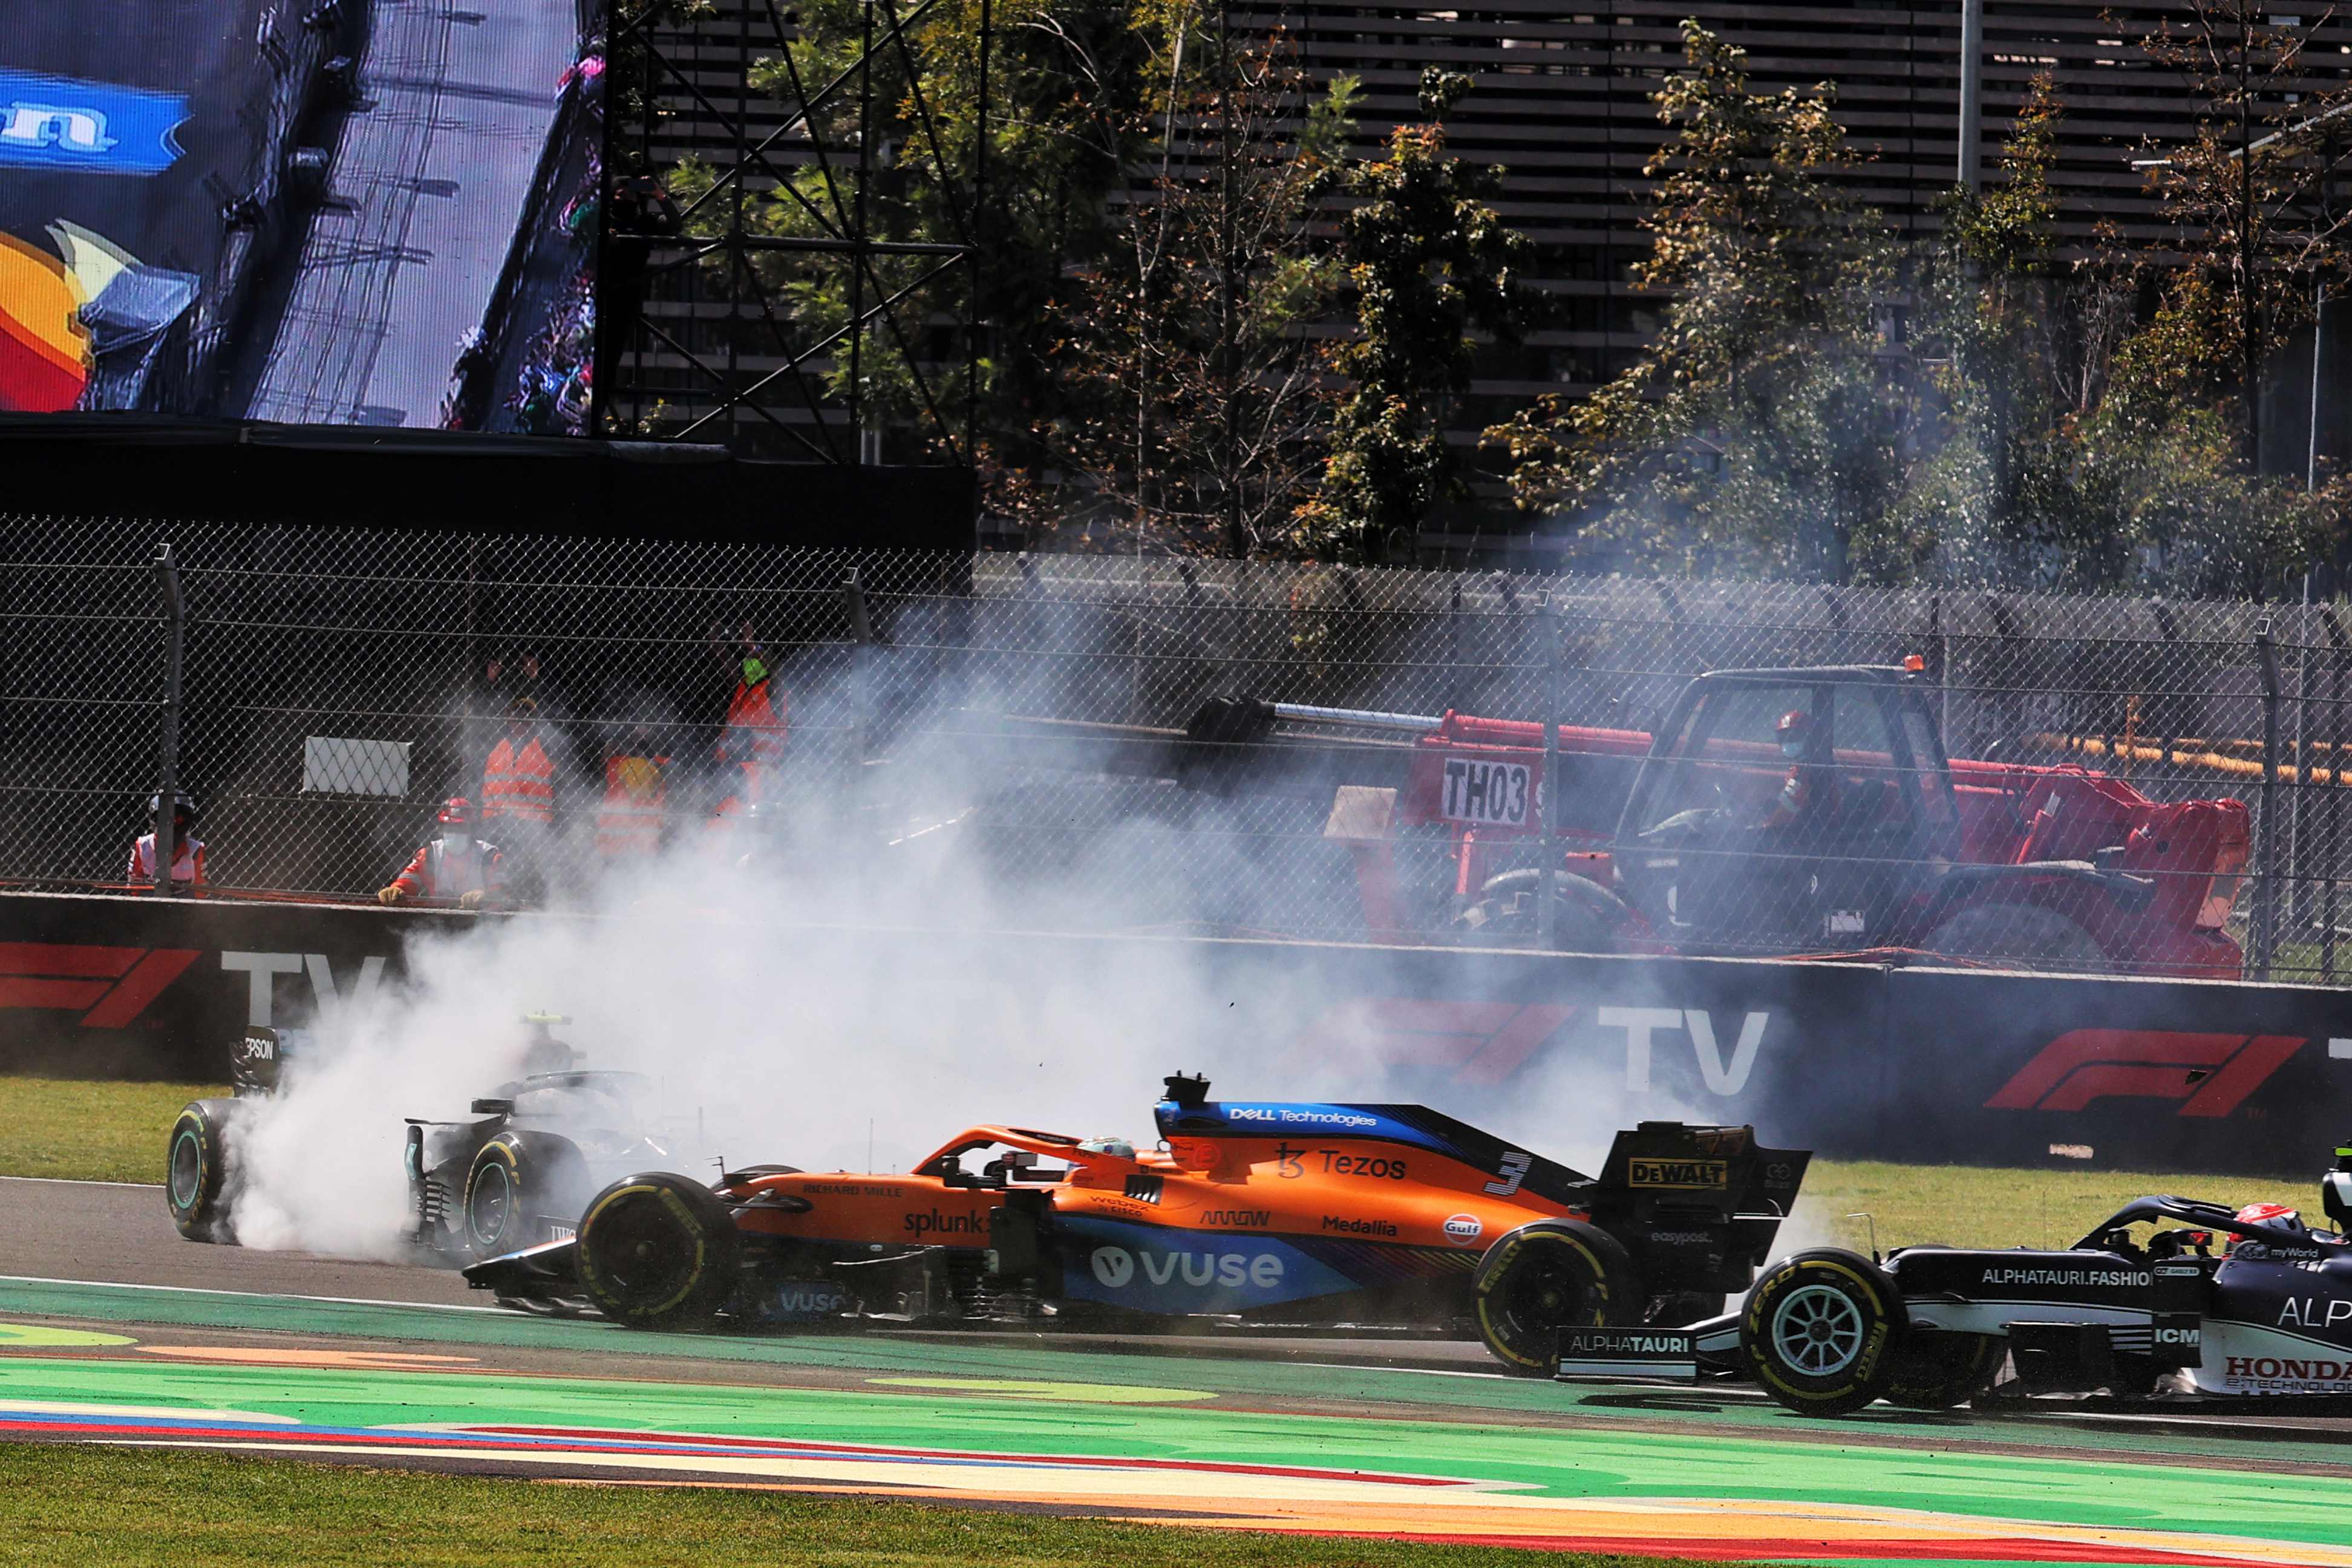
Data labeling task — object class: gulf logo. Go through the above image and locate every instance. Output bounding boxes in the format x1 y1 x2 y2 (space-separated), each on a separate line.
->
1442 1214 1483 1246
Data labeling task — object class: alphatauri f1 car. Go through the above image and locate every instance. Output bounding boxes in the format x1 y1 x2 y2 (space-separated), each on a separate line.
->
169 1017 706 1261
465 1074 1811 1370
1555 1142 2352 1414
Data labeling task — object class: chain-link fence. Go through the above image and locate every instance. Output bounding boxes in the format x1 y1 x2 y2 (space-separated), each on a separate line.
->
7 514 2349 984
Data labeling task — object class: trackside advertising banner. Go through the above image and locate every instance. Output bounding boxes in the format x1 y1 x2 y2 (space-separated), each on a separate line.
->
2 890 2347 1175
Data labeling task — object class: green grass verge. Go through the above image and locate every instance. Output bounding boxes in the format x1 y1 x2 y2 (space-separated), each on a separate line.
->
0 1077 228 1184
1794 1160 2311 1253
0 1443 1724 1568
0 1077 2322 1249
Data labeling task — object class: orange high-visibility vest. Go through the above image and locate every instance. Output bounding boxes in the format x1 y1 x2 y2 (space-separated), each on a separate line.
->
129 834 205 889
596 754 665 857
716 677 785 768
483 734 555 823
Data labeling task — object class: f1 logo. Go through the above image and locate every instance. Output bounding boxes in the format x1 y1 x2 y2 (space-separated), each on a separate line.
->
1987 1030 2305 1117
0 943 198 1028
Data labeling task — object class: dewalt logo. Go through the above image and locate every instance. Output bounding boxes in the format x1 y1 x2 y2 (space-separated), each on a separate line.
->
1627 1158 1728 1189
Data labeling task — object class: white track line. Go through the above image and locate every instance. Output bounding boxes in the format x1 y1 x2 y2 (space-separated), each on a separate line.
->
0 1275 518 1316
0 1177 164 1190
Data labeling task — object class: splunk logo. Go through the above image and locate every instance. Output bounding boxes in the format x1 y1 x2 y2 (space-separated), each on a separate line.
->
1985 1031 2307 1117
904 1207 993 1238
1089 1245 1285 1291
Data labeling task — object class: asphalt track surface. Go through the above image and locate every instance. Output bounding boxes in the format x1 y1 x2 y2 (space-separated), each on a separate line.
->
8 1181 2352 1565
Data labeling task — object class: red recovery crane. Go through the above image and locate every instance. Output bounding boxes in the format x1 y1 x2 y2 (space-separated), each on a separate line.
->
1288 662 2248 978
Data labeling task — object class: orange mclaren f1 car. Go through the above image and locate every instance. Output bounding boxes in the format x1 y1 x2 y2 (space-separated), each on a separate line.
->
464 1074 1811 1371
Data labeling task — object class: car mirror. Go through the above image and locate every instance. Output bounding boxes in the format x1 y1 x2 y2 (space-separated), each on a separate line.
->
471 1098 514 1116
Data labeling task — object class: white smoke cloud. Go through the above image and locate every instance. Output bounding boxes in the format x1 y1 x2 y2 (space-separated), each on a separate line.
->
217 658 1726 1262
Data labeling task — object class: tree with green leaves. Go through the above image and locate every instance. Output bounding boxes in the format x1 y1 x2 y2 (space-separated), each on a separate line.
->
663 0 1168 462
1483 22 1901 581
1299 67 1546 562
1042 32 1357 555
1906 63 2343 598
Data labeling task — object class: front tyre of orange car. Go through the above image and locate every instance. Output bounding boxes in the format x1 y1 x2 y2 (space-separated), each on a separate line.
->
1472 1219 1638 1376
1739 1249 1906 1416
574 1172 741 1330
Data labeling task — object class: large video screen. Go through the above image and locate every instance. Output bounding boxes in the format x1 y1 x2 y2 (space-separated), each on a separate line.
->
0 2 602 435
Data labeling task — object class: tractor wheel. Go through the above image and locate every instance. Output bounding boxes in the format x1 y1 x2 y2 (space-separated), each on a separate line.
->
464 1131 592 1260
1739 1249 1906 1416
1881 1330 2005 1410
1923 902 2110 973
1454 871 1628 954
575 1172 741 1330
165 1099 246 1243
1472 1220 1639 1375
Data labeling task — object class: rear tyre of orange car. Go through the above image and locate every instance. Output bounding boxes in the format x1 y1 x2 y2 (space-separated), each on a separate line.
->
464 1131 591 1261
1880 1329 2004 1410
575 1172 742 1330
1473 1220 1638 1375
166 1099 245 1243
1740 1249 1906 1416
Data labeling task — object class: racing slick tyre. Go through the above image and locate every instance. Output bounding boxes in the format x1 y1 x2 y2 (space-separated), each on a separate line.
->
1473 1219 1639 1375
1881 1330 2005 1410
166 1099 246 1243
575 1172 742 1331
463 1131 592 1261
1922 902 2110 974
1453 871 1628 955
1740 1249 1906 1416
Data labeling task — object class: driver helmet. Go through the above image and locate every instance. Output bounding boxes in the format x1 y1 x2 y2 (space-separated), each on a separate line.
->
2236 1201 2299 1227
1775 710 1815 759
1077 1135 1137 1160
438 795 473 826
146 791 197 823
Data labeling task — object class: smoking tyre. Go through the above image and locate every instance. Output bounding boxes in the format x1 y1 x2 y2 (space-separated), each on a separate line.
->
1739 1249 1907 1416
165 1098 247 1243
462 1131 592 1260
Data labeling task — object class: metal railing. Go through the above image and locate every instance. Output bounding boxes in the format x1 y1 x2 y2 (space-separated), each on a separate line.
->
4 514 2347 984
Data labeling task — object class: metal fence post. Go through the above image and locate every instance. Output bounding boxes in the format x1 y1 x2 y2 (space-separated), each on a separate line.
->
843 566 874 811
2256 618 2282 979
151 543 185 893
1538 596 1563 949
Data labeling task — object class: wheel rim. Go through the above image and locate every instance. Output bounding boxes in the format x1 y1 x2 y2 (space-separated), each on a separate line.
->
1770 1282 1866 1376
168 1129 203 1210
470 1163 514 1249
1500 1241 1597 1339
592 1193 697 1304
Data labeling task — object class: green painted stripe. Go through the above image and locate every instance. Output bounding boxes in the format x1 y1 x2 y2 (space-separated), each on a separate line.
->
2 1354 2350 1554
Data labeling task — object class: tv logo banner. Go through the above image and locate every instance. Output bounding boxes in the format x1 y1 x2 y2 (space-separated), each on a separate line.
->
0 68 188 175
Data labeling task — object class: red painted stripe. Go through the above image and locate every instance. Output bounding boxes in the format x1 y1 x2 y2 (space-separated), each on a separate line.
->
0 942 143 979
77 948 199 1028
1278 1529 2287 1566
0 978 115 1010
